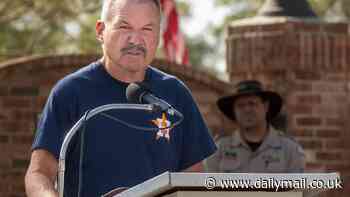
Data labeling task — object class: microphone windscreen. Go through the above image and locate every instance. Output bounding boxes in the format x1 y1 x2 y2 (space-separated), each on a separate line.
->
126 83 142 103
126 82 149 103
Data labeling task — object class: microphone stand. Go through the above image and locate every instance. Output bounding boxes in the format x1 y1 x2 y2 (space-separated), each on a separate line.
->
57 104 155 197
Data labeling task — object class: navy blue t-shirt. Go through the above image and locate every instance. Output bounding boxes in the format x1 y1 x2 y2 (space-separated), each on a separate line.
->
33 61 217 197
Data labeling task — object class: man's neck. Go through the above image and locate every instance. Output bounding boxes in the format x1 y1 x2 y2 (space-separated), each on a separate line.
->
102 57 146 83
240 123 269 143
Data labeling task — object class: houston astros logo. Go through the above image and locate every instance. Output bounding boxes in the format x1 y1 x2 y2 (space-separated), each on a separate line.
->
151 113 172 141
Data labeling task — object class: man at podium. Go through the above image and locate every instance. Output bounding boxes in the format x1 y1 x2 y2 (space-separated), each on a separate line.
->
24 0 217 197
206 80 305 173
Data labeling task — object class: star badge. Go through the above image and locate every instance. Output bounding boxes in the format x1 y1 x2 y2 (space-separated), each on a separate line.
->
151 113 172 141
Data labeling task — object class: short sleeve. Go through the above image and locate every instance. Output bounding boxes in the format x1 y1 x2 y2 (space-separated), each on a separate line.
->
32 79 78 159
175 81 217 171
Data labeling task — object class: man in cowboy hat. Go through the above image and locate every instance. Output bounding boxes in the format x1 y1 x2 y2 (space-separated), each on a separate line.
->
206 80 305 173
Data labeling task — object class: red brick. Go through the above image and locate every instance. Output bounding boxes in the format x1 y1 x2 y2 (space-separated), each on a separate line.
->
11 159 29 169
0 136 9 143
0 181 10 192
12 136 33 144
0 157 10 171
347 36 350 66
11 185 25 196
290 105 313 115
0 86 9 96
316 129 342 138
328 36 336 70
333 37 346 71
326 118 345 127
10 110 35 122
294 70 321 80
296 94 321 105
299 139 323 149
227 26 241 34
2 97 31 109
10 87 38 96
291 82 312 92
316 152 342 161
239 25 257 33
314 34 325 68
325 140 345 149
293 129 313 137
305 163 325 171
290 21 322 33
0 121 18 131
296 117 322 127
325 164 347 171
0 121 33 132
285 34 301 66
323 23 349 34
312 35 319 70
313 82 346 92
0 113 6 120
325 73 347 82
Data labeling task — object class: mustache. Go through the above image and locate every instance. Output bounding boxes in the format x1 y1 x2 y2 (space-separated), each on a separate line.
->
121 43 147 55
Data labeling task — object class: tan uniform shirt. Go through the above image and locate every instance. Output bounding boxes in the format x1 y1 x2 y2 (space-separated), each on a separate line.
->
206 127 305 173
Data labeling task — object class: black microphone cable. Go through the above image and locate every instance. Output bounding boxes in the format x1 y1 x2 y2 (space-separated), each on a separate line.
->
99 108 184 132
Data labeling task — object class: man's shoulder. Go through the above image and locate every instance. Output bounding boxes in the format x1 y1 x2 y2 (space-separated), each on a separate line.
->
148 66 178 82
64 61 98 81
50 61 98 97
148 66 188 91
56 62 98 86
273 129 304 152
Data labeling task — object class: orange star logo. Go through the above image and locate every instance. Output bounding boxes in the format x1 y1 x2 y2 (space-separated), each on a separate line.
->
151 113 172 141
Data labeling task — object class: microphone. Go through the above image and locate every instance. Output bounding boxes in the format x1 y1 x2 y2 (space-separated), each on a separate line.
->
126 82 172 113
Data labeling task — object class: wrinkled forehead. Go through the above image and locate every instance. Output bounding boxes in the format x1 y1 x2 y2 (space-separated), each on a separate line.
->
109 0 159 12
106 0 160 21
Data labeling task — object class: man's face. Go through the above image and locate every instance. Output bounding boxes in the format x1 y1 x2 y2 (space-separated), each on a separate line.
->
233 94 269 130
98 0 160 73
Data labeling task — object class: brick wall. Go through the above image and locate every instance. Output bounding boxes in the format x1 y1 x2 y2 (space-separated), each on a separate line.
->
0 55 230 197
226 17 350 196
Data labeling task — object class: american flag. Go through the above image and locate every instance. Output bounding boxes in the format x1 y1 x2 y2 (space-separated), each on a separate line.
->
160 0 190 66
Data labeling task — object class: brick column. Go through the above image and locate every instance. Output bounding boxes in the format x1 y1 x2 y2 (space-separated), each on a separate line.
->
226 17 350 196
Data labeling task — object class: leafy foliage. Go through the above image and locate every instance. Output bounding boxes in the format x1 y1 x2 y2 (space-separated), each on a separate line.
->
0 0 101 61
1 0 349 67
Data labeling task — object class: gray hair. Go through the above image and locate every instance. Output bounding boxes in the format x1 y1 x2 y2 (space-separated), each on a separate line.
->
101 0 161 22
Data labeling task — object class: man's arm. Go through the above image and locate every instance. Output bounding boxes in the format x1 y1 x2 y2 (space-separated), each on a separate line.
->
25 149 59 197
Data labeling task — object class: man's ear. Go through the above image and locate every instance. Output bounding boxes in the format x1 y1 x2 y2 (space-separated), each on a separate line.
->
96 20 105 43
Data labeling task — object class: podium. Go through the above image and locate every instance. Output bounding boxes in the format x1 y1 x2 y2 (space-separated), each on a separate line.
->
114 172 340 197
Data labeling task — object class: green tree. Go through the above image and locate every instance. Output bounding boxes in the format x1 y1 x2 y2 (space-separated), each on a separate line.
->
0 0 201 65
1 0 349 67
0 0 101 61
